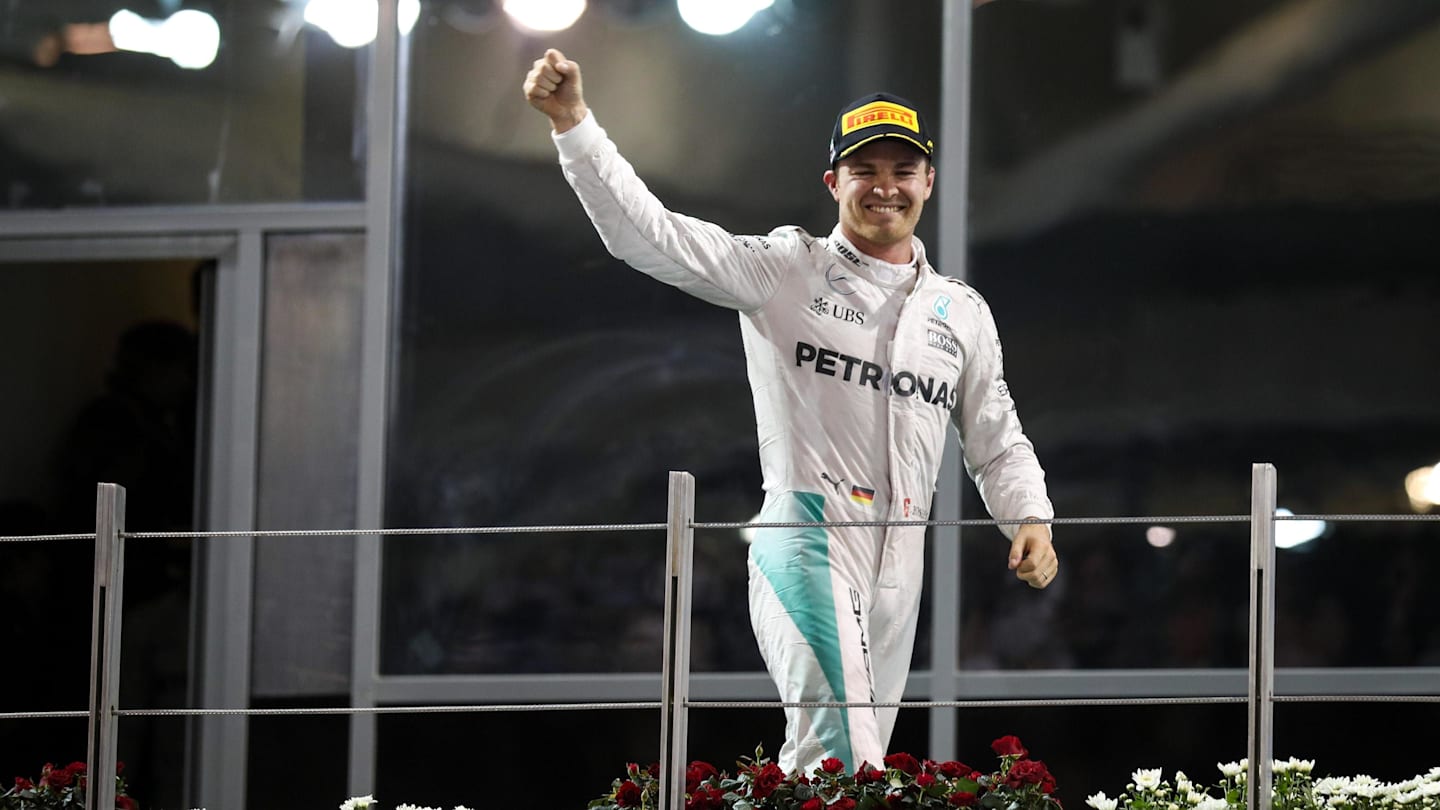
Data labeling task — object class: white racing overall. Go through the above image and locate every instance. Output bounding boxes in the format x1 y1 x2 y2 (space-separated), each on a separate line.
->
553 113 1053 775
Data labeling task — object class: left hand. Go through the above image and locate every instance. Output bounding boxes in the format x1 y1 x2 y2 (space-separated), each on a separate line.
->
1008 520 1057 589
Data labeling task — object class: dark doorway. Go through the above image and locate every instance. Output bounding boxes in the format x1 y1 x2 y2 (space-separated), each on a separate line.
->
0 257 208 810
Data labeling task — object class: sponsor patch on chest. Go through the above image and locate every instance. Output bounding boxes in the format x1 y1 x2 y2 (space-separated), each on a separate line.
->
927 329 959 357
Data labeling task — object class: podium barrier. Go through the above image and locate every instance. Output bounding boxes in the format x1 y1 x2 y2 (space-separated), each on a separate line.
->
1 468 1438 810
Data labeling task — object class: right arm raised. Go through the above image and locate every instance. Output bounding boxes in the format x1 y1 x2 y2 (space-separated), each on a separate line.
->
524 49 790 312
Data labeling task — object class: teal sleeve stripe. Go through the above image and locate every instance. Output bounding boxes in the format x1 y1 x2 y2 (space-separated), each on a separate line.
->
749 491 853 769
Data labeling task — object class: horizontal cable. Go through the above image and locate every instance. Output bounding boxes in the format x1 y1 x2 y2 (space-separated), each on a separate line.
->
698 514 1440 530
694 515 1250 530
21 696 1440 722
688 697 1248 710
109 513 1440 542
1276 514 1440 522
124 523 667 540
1273 695 1440 703
114 701 661 717
0 533 96 543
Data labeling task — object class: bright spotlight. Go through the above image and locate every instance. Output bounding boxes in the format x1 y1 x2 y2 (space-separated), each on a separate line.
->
677 0 774 36
304 0 423 48
1405 464 1440 512
305 0 376 47
109 9 220 69
1145 526 1176 548
1274 507 1325 550
503 0 588 32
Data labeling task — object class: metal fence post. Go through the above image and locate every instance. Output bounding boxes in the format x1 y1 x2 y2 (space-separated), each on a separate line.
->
87 483 126 810
1247 464 1277 810
659 471 696 810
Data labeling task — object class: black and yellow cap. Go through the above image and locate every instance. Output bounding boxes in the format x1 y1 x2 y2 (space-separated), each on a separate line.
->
828 92 935 166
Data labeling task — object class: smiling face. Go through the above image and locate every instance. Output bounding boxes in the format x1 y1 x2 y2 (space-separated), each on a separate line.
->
824 139 935 264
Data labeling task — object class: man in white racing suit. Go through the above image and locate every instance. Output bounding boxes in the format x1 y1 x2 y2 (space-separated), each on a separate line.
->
524 49 1058 776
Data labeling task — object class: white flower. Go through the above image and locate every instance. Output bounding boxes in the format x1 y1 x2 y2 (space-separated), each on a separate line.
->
1277 757 1315 774
1133 769 1164 790
454 806 475 810
1293 758 1315 774
1087 791 1118 810
1347 778 1381 799
1219 762 1245 778
1274 759 1294 775
1195 797 1228 810
341 797 376 810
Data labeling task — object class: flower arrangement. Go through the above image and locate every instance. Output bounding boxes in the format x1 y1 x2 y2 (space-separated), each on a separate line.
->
0 762 137 810
334 750 1440 810
1085 758 1440 810
587 735 1061 810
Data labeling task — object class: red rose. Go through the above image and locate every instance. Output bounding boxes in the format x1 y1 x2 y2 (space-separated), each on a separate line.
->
884 753 922 776
917 773 937 788
648 763 661 778
686 786 726 810
855 764 885 785
14 777 34 790
802 799 824 810
116 761 125 775
991 735 1028 757
750 762 786 799
116 796 138 810
67 763 87 774
833 799 857 810
1005 759 1054 791
43 766 74 789
687 761 719 793
616 779 643 807
938 761 972 779
821 757 845 775
950 791 979 806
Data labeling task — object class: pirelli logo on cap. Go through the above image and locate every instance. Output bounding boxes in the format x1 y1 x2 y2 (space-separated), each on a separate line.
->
842 101 920 136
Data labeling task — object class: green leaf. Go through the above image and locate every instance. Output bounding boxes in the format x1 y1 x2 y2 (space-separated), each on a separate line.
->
734 801 755 810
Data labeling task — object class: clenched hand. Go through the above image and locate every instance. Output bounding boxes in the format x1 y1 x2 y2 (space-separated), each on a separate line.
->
523 48 589 133
1009 521 1058 589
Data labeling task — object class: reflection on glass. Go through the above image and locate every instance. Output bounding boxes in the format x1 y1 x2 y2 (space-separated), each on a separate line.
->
384 0 941 675
0 3 365 207
961 4 1440 668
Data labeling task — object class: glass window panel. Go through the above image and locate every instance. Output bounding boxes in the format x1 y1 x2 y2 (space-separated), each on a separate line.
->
0 4 365 207
961 3 1440 668
251 232 365 697
384 1 942 674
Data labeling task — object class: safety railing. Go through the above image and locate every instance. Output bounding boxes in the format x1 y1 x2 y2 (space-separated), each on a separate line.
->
2 464 1439 810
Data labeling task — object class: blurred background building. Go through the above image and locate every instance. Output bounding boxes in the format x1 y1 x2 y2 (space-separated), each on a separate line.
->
1 1 1437 808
